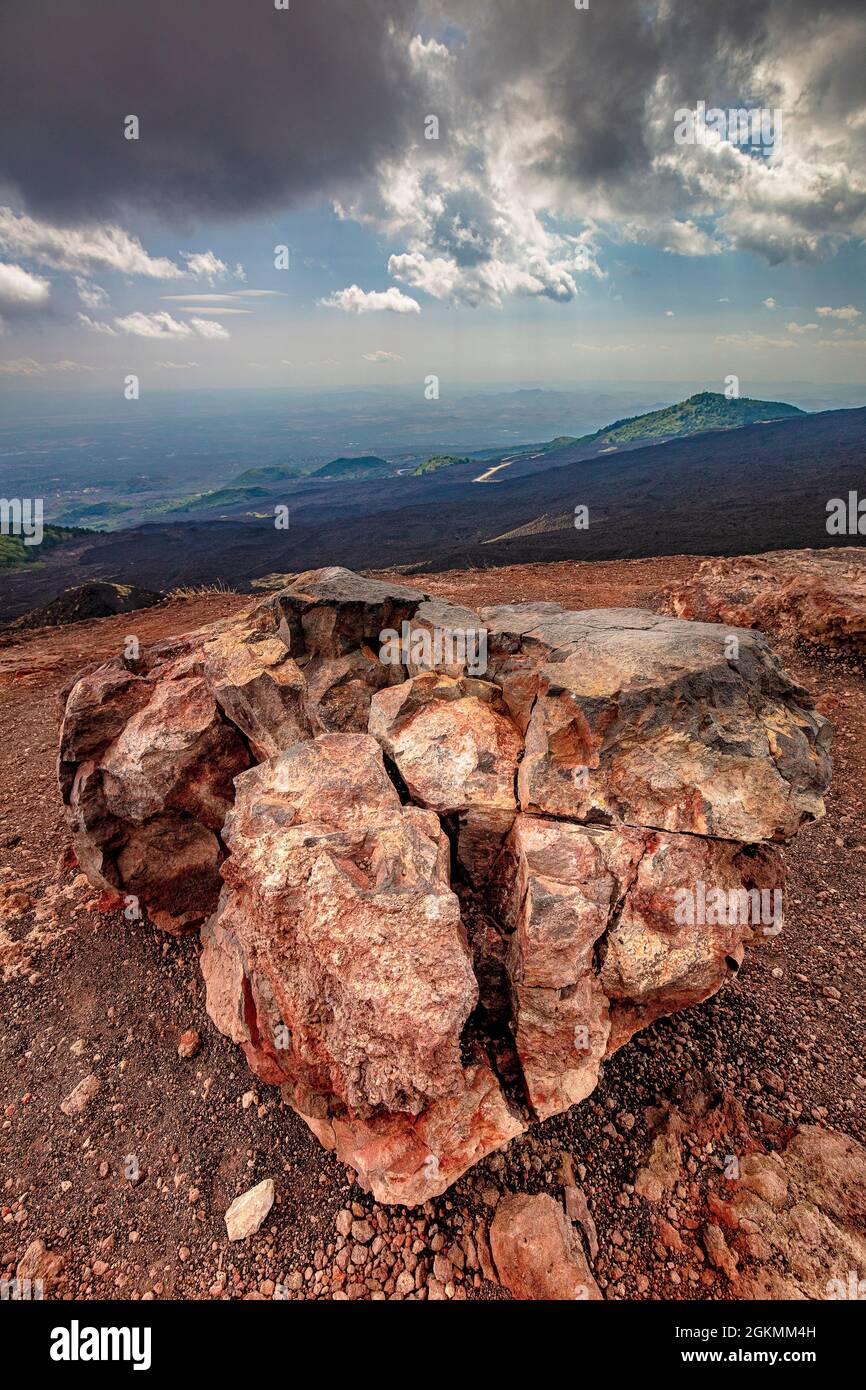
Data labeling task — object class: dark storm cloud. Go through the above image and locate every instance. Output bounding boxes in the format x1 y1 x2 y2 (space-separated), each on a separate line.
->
1 0 863 277
0 0 423 223
429 0 855 192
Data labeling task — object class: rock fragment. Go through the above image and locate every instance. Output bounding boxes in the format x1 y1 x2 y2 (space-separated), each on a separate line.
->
490 1193 602 1300
225 1178 275 1241
60 1073 100 1116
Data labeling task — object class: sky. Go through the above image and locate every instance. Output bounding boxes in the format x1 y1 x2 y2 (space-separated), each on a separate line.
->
0 0 865 399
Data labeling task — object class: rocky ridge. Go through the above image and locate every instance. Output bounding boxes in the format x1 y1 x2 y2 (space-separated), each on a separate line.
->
667 547 866 654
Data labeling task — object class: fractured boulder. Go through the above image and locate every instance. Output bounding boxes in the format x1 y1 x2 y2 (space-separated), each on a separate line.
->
199 732 524 1202
208 735 478 1116
59 566 832 1203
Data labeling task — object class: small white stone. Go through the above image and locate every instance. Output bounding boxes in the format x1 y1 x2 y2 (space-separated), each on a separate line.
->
225 1178 275 1241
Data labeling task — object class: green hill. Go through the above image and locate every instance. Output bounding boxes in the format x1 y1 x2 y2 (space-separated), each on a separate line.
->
412 454 472 476
580 391 804 451
313 455 394 480
54 500 132 525
0 524 87 570
233 464 305 484
167 486 271 513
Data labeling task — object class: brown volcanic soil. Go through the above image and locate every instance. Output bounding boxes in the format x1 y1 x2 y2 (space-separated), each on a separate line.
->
1 559 864 1302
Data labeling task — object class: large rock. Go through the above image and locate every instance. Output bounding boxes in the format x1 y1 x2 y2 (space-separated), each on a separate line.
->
667 548 866 654
200 732 523 1202
264 568 443 733
59 568 832 1203
202 618 309 759
264 566 426 658
58 568 431 927
204 735 478 1116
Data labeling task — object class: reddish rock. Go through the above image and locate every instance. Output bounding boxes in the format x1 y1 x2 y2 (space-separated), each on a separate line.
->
634 1110 684 1203
490 1193 602 1300
702 1222 738 1280
60 1073 100 1116
493 815 782 1115
324 1062 524 1206
17 1239 64 1293
208 734 477 1116
62 660 250 931
566 1189 599 1261
668 548 866 653
58 567 833 1204
714 1125 866 1300
599 833 784 1051
177 1028 200 1059
369 671 521 879
202 619 309 759
369 672 520 816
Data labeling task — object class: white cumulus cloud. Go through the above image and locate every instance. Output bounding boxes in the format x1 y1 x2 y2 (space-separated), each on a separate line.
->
113 311 192 339
110 311 230 340
0 261 50 310
181 250 244 282
189 316 231 339
318 284 421 314
77 312 117 336
0 207 182 278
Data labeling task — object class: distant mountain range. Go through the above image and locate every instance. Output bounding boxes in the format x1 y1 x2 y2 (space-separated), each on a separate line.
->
0 398 862 624
400 392 806 480
43 391 811 528
208 390 810 500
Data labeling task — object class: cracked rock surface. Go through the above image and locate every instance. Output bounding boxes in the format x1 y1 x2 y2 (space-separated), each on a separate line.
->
59 567 832 1204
